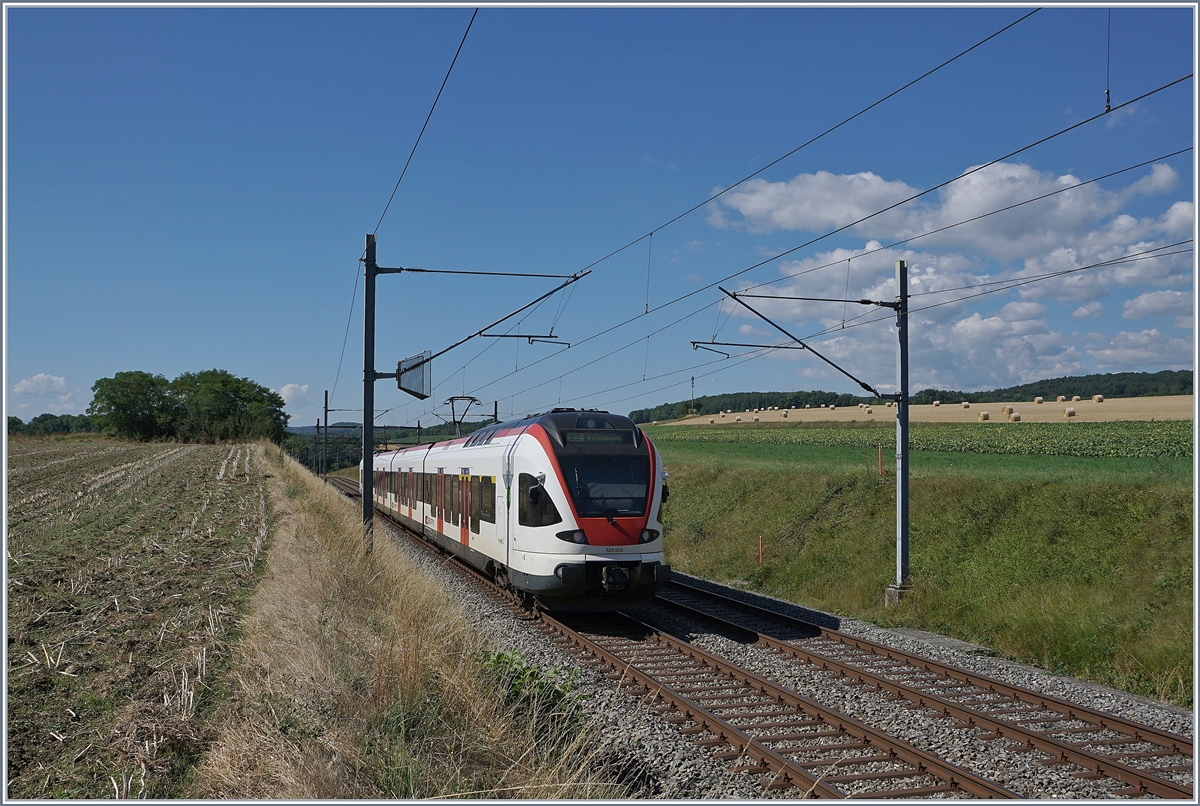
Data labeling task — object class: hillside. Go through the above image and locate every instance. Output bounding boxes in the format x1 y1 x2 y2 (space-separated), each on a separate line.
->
629 370 1193 423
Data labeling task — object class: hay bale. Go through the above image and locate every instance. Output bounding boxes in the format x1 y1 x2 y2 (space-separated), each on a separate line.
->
932 400 941 407
961 401 970 409
1035 396 1043 404
708 418 715 424
720 412 726 418
1064 408 1076 417
805 404 810 409
865 407 873 414
735 415 742 422
753 415 760 422
978 411 989 421
781 410 788 419
1071 395 1081 402
828 404 836 410
1001 406 1013 415
1009 412 1021 422
1092 394 1104 403
1056 395 1066 403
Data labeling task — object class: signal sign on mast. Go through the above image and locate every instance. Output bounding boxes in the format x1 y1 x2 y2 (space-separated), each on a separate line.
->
397 351 432 400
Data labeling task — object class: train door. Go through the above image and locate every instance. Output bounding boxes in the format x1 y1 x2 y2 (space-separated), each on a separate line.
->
459 469 470 546
436 470 444 535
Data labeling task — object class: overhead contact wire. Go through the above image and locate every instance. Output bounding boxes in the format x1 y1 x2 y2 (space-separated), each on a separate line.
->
456 79 1190 405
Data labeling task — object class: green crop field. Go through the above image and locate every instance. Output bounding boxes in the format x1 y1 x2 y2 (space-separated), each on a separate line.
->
647 422 1194 707
648 420 1192 459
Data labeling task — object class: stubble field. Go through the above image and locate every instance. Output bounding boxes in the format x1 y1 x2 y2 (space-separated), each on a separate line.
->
6 439 269 798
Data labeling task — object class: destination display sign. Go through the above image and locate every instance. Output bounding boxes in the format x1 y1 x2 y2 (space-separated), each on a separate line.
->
563 429 633 444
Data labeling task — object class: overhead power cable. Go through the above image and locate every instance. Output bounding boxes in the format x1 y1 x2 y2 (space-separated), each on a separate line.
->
329 9 479 406
569 9 1040 278
737 146 1192 295
457 80 1191 404
373 8 479 235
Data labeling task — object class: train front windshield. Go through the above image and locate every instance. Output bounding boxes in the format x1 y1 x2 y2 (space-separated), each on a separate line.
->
558 456 650 518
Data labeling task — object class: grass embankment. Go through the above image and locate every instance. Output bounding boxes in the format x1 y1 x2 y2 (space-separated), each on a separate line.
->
650 427 1193 708
190 445 621 798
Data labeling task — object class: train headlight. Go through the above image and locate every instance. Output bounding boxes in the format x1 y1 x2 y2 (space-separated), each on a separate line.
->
555 529 588 544
639 528 660 544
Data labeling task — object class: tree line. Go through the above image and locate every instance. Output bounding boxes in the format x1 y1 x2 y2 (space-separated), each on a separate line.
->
7 413 96 436
628 370 1193 423
8 369 289 443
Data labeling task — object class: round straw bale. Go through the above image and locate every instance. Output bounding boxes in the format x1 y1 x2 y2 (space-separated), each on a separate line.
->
865 407 873 414
932 400 941 407
829 404 836 410
781 410 788 418
961 401 970 409
1092 394 1104 403
735 415 742 422
753 415 760 422
1001 405 1013 415
708 418 715 424
978 411 989 421
1035 396 1043 404
1009 412 1021 422
805 404 810 409
1064 408 1076 417
720 412 726 418
1056 395 1066 402
1071 395 1081 402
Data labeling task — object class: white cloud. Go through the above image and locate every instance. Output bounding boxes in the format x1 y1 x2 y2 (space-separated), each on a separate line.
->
1071 302 1105 318
1124 163 1180 197
279 383 312 406
9 374 85 415
1088 329 1193 370
712 171 917 234
1122 289 1192 320
13 374 68 395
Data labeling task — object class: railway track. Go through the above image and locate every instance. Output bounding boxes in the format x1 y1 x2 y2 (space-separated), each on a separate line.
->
327 478 1191 798
653 579 1193 800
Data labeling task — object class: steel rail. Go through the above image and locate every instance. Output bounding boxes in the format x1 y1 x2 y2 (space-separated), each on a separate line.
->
660 579 1193 799
542 610 1017 799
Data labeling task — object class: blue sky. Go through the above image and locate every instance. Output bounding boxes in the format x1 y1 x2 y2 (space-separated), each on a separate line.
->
5 5 1195 428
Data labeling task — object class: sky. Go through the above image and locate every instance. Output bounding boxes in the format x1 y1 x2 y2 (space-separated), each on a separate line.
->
4 4 1196 429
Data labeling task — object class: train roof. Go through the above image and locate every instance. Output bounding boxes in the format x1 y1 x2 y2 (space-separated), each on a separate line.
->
374 408 644 459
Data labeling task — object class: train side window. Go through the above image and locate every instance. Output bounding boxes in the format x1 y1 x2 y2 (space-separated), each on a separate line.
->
480 477 495 524
451 475 460 526
518 472 562 527
470 476 481 533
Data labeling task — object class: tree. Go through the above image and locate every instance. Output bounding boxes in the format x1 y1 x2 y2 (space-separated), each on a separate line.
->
8 416 27 435
87 371 176 441
170 369 288 443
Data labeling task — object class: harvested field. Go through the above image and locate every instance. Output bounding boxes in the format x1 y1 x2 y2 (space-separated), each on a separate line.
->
670 394 1193 425
6 438 269 798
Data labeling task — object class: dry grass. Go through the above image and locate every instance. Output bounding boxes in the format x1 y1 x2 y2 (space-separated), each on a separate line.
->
188 445 625 799
670 394 1193 425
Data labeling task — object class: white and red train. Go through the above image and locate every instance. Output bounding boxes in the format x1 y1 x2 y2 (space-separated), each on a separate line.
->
365 408 671 611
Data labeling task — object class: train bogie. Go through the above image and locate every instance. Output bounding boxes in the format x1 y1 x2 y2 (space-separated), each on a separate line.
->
366 409 670 611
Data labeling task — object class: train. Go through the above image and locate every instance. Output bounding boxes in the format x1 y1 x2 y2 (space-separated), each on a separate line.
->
364 408 671 611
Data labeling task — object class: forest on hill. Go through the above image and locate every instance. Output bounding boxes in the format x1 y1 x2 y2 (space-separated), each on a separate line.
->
628 370 1193 423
